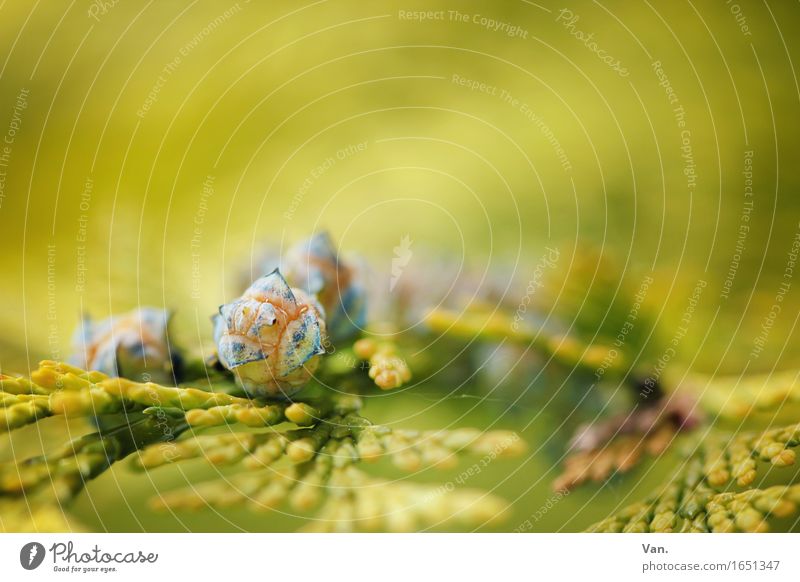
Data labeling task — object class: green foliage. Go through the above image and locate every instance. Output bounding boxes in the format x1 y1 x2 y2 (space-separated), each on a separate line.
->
0 359 525 532
552 393 700 492
0 361 314 432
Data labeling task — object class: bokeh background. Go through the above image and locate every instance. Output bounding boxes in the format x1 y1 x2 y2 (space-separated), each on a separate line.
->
1 0 800 531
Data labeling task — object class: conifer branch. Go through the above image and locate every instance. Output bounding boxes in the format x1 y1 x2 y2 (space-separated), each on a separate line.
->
587 422 800 532
425 306 619 376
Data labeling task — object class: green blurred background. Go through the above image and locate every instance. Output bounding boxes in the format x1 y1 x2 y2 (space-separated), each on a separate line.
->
1 0 800 531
